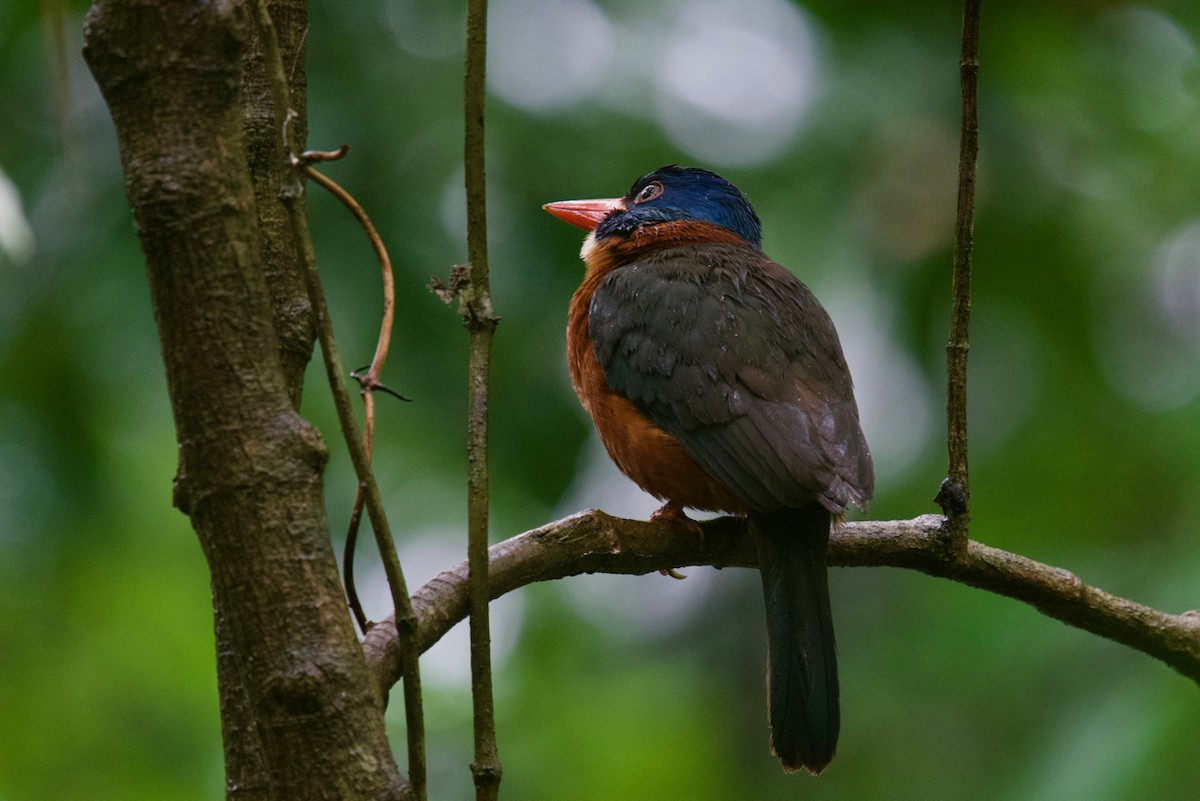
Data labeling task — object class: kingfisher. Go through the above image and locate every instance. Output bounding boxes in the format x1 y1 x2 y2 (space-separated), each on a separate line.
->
543 165 873 774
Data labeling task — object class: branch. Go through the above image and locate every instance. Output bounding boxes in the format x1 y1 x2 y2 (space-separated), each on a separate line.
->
362 511 1200 696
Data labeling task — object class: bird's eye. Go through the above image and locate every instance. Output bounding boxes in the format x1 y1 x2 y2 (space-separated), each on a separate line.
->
634 181 664 204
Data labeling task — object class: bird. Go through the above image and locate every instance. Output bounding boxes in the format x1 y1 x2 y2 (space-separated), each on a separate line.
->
543 165 873 775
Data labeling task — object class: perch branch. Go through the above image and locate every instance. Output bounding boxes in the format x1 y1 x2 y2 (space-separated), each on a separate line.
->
361 511 1200 698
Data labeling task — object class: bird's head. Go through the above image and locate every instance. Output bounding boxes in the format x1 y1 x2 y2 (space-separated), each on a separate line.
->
543 165 763 252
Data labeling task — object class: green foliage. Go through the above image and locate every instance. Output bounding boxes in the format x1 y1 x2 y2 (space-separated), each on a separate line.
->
3 0 1200 798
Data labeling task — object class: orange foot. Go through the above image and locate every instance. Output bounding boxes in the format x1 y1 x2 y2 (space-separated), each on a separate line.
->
650 500 704 579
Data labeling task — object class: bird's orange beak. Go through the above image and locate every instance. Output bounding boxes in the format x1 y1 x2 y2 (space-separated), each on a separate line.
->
542 198 624 232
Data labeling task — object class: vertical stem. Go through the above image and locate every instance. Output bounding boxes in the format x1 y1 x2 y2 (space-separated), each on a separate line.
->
463 0 502 798
942 0 980 544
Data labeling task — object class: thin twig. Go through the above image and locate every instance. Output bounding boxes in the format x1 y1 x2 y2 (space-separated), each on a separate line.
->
294 155 395 389
343 485 370 632
940 0 981 551
462 0 502 797
242 1 426 795
361 512 1200 697
292 150 404 635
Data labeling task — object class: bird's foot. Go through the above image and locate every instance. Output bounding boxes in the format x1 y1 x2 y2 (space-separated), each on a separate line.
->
650 501 704 579
651 501 705 539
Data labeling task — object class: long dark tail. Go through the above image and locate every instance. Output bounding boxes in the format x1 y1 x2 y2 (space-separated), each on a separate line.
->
750 505 839 775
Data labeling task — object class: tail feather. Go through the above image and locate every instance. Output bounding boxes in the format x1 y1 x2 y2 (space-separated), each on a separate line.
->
751 505 839 775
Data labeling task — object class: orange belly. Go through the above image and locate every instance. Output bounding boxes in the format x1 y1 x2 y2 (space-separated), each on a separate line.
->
567 275 744 514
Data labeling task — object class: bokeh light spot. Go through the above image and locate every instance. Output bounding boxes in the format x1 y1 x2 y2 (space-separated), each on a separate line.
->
487 0 614 112
0 167 34 265
387 0 464 59
824 280 934 488
1094 221 1200 410
1095 7 1196 133
654 0 820 166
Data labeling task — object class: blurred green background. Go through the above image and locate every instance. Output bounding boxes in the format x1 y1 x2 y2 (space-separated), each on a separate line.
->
3 0 1200 798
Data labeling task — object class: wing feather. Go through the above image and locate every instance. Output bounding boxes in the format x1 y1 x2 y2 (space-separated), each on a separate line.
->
589 243 873 513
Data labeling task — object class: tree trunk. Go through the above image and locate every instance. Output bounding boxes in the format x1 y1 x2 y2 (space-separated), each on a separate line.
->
82 2 407 799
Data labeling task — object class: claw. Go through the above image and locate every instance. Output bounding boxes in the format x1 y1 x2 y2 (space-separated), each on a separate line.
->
651 500 704 578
